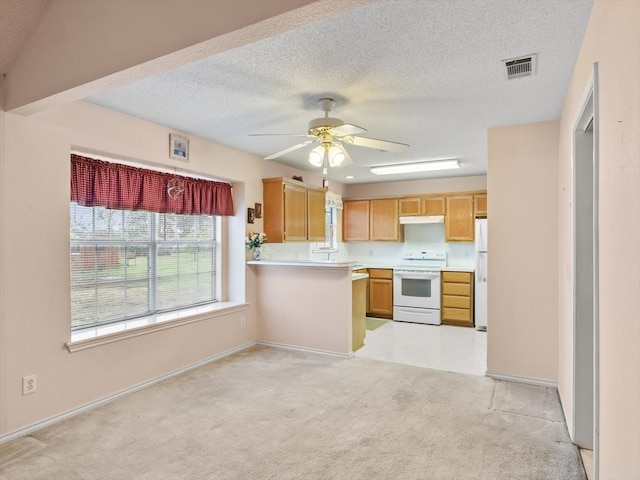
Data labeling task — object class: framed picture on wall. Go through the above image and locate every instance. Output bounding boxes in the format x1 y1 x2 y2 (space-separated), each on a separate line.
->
254 203 262 218
169 134 189 162
247 208 255 224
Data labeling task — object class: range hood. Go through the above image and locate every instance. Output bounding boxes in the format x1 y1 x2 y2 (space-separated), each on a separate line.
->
399 215 445 224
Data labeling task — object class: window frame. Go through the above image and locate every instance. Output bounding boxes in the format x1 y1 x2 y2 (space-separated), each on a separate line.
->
70 202 221 332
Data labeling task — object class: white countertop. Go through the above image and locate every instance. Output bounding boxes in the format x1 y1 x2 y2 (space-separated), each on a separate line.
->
351 273 369 281
248 260 474 272
351 263 474 272
441 266 475 272
247 260 357 268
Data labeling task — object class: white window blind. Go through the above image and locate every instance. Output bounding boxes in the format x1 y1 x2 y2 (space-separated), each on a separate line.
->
70 203 217 330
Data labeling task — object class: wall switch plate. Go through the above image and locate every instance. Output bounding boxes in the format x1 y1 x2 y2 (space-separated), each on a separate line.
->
23 375 37 395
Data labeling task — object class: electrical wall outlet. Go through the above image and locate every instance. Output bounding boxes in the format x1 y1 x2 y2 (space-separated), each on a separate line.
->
240 317 246 328
23 375 37 395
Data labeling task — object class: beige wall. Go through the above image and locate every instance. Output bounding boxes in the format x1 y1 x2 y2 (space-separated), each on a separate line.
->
0 100 316 437
254 265 352 355
557 1 640 477
487 121 560 383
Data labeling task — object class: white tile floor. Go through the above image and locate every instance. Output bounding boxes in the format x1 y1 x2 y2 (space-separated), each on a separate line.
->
355 319 487 376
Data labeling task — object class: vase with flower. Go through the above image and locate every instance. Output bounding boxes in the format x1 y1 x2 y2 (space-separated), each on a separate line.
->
246 232 267 260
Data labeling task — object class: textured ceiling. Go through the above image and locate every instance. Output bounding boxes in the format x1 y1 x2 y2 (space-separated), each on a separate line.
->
19 0 595 184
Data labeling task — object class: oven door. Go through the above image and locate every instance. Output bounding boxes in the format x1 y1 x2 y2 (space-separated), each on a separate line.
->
393 271 441 310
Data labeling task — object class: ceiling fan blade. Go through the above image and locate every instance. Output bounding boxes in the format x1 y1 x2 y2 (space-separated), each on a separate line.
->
263 139 318 160
342 135 410 152
248 133 314 138
329 123 366 136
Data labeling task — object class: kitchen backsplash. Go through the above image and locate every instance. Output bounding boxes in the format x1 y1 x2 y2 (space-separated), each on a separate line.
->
261 223 475 267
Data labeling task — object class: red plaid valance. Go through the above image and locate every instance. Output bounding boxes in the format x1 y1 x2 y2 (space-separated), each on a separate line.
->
70 155 234 216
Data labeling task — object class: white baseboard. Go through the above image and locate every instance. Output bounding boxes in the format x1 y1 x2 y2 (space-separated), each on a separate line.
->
0 342 256 445
486 370 558 389
256 340 353 358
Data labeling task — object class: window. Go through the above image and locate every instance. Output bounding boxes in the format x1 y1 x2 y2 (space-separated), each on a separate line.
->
69 153 234 333
325 206 338 249
70 203 218 330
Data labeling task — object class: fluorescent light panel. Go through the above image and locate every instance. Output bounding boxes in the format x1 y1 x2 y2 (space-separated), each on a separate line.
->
370 159 459 175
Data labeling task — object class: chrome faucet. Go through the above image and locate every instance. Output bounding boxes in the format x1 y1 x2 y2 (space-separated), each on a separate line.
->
327 250 335 261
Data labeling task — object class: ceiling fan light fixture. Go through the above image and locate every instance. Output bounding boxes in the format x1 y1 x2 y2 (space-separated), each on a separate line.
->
308 146 324 167
370 159 460 175
327 145 345 167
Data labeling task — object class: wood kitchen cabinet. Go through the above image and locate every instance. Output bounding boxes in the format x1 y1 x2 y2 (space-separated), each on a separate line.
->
474 193 487 218
399 196 445 216
262 177 326 242
342 200 370 241
370 198 400 241
422 196 446 215
441 271 474 327
307 188 327 239
343 198 401 242
445 195 474 242
367 268 393 319
398 197 422 216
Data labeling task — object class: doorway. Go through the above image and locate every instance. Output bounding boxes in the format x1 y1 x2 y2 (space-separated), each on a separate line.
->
572 64 599 475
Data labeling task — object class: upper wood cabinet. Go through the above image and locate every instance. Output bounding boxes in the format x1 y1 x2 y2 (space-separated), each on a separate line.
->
422 196 446 215
262 177 326 242
474 193 487 218
398 196 445 216
282 183 307 241
398 197 421 216
343 199 401 242
370 198 400 241
342 200 370 241
307 188 327 241
445 195 474 242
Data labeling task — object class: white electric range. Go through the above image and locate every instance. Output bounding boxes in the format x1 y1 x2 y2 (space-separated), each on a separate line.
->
393 250 447 325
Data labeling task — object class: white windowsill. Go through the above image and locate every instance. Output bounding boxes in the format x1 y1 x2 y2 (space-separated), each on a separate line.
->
66 302 248 353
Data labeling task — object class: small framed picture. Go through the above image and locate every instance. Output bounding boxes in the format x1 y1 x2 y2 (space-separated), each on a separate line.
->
247 208 255 224
170 134 189 162
254 203 262 218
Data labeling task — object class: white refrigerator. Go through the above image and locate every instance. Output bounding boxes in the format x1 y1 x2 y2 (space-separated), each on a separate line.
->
475 219 488 331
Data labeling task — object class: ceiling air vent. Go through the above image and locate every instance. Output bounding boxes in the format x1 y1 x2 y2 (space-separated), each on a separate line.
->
503 54 537 79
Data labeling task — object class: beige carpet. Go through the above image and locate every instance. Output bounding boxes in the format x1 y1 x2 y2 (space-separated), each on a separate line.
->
0 346 586 479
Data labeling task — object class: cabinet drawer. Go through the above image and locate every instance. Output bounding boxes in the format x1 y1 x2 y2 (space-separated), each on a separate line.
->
442 307 472 322
441 271 472 283
368 268 393 279
442 282 471 296
442 295 471 309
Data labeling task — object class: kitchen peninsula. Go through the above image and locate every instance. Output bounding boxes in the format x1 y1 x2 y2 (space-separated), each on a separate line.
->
248 260 367 356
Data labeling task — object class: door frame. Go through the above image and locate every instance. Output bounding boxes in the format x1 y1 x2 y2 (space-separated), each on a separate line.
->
572 63 599 476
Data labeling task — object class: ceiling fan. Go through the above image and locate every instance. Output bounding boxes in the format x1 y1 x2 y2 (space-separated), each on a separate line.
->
249 98 409 174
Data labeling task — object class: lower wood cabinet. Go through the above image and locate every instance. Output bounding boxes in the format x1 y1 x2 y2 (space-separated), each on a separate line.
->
441 270 474 327
367 268 393 319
